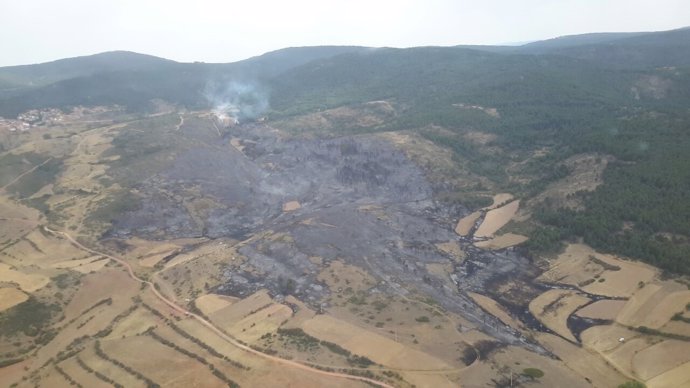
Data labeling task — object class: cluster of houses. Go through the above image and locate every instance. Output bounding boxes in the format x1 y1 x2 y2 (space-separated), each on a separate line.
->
0 108 64 132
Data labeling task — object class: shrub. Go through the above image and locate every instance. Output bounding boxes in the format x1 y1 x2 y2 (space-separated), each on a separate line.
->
618 381 646 388
522 368 544 379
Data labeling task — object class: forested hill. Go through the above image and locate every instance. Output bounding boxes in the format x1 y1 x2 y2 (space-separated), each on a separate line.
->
1 27 690 274
266 29 690 274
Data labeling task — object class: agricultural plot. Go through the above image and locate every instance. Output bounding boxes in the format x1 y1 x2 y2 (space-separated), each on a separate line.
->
0 287 28 312
529 289 590 342
474 199 520 238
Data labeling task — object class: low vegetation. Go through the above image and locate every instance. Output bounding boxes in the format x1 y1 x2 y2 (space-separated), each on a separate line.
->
521 367 544 379
0 297 58 337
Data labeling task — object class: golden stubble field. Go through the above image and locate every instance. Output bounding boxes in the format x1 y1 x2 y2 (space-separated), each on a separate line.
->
531 242 690 388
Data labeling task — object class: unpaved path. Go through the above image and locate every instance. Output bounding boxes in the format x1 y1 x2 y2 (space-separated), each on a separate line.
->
42 226 394 388
0 158 53 192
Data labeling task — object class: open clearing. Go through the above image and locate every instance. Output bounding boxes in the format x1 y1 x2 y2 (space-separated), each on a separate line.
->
0 287 28 312
282 200 301 212
528 153 610 210
529 289 590 342
474 199 520 238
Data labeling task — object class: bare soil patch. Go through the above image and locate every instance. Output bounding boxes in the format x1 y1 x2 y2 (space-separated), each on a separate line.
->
0 287 28 312
283 201 301 212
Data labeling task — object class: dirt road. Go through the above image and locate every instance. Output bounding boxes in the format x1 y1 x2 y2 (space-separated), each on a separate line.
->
43 226 395 388
0 158 53 192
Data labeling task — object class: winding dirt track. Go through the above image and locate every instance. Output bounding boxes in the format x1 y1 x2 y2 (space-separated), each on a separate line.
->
43 226 395 388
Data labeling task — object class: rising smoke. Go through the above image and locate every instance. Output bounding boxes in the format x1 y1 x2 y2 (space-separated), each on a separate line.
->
204 80 269 124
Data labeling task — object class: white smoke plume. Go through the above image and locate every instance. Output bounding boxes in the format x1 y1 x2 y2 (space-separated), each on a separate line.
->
204 80 269 124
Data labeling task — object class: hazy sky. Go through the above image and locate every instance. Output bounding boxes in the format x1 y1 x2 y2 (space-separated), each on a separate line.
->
1 0 688 66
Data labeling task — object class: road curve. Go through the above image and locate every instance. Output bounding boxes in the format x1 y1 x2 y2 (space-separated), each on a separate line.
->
43 226 395 388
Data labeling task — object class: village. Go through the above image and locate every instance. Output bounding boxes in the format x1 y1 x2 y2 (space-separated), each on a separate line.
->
0 106 116 133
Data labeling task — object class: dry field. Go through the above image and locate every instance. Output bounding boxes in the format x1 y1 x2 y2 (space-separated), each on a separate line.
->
529 289 590 342
195 293 239 315
484 193 514 210
539 243 657 298
302 314 450 371
0 262 49 292
454 211 480 236
201 290 294 342
0 287 28 312
474 233 528 250
575 299 627 320
536 242 690 388
102 335 228 388
582 324 690 387
537 332 628 387
468 292 523 330
632 340 690 381
474 199 520 238
616 280 690 329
